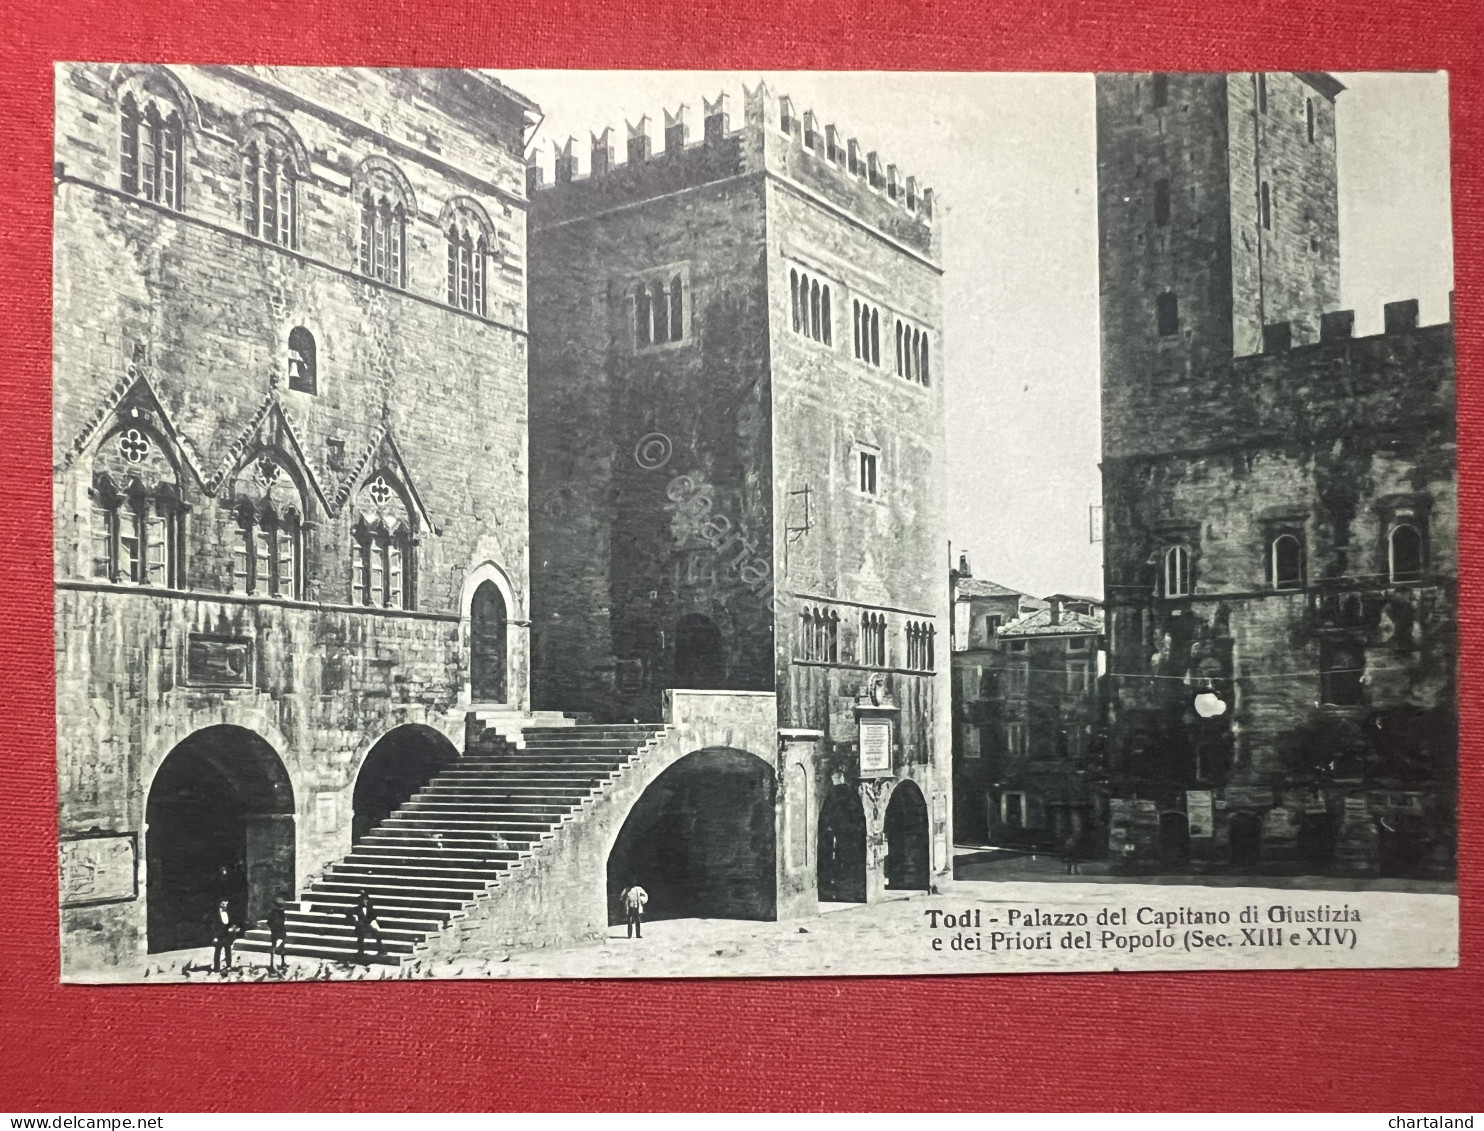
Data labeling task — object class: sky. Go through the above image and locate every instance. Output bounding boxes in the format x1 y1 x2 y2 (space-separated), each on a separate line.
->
509 70 1455 600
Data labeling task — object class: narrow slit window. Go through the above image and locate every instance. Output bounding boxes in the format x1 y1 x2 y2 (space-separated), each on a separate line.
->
1261 181 1272 231
1156 291 1179 337
1154 178 1170 227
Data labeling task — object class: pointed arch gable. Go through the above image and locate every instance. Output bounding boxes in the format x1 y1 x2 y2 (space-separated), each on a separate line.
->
334 426 437 533
207 397 330 512
59 373 206 488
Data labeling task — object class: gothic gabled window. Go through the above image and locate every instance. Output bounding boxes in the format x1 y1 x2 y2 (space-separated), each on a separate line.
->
90 425 185 587
242 130 298 247
860 611 887 667
120 92 184 209
228 452 306 599
351 471 415 609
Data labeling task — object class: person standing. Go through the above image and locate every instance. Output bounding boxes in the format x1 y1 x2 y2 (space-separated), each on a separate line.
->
211 899 240 973
1063 832 1082 876
266 900 289 972
349 890 384 964
619 881 648 939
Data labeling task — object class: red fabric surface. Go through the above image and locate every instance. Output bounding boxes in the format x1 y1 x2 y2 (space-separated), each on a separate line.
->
1 0 1481 1112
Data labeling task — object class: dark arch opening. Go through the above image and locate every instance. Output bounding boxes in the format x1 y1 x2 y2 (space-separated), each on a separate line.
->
1229 811 1263 868
352 724 460 845
1158 810 1191 869
471 580 508 703
817 783 867 903
1297 808 1338 871
673 612 725 689
884 779 931 891
607 748 776 925
145 725 294 953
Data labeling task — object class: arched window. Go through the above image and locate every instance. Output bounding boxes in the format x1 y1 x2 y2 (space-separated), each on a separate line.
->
870 308 880 366
1163 544 1191 597
1389 523 1424 582
445 218 488 316
120 93 183 209
651 279 670 345
920 334 930 386
287 326 316 394
1152 73 1169 109
1272 534 1304 590
1261 181 1272 231
242 132 297 247
90 424 185 587
635 283 652 347
896 320 904 376
1156 291 1179 337
1154 178 1171 227
790 268 801 332
359 190 406 287
821 285 831 346
810 279 821 340
670 274 684 341
229 452 305 599
860 611 887 667
351 472 415 609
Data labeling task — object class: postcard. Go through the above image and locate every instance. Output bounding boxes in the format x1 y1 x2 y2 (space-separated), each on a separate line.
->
53 66 1457 981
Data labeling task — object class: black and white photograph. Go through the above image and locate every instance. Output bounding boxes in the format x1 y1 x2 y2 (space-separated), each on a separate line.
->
53 66 1457 982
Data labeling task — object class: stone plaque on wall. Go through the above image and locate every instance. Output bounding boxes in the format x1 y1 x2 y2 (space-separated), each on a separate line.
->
59 833 137 907
858 718 892 776
186 633 254 687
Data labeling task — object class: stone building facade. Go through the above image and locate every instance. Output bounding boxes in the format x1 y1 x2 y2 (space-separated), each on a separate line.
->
54 64 537 971
1097 72 1457 878
527 85 952 908
949 560 1104 849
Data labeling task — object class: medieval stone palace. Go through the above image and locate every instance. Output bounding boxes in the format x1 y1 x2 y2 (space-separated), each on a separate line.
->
53 65 950 973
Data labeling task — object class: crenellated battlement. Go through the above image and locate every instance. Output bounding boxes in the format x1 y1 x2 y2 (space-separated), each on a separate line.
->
527 82 939 258
1245 294 1454 359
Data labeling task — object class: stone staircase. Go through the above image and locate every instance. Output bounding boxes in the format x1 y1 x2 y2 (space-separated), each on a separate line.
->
237 720 666 966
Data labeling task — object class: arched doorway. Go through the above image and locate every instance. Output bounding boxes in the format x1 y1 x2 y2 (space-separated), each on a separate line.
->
145 726 294 953
1157 810 1191 869
817 783 867 903
884 779 930 891
471 580 508 703
673 613 724 689
353 725 460 844
1229 811 1262 868
1297 809 1338 871
607 748 776 924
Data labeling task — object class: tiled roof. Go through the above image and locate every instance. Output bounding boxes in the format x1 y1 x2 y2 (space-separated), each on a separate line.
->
998 607 1104 638
954 578 1025 599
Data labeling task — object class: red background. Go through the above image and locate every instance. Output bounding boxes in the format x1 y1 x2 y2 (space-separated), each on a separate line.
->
1 0 1480 1112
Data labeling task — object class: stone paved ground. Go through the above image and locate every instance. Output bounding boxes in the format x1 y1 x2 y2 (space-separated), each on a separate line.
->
952 847 1456 894
80 873 1457 983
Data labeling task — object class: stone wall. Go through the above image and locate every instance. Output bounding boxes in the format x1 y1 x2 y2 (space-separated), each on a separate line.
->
54 64 535 971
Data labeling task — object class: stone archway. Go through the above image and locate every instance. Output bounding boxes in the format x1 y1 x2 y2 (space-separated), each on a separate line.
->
884 779 931 891
817 783 868 903
352 724 460 845
606 747 775 924
145 725 294 953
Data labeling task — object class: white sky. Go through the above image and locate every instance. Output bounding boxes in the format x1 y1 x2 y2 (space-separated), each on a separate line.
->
509 70 1455 600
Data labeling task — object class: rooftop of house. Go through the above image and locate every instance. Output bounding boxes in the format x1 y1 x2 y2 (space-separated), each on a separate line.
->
998 605 1104 639
954 578 1025 600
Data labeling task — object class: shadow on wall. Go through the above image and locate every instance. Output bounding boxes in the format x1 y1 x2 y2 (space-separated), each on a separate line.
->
607 747 776 924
